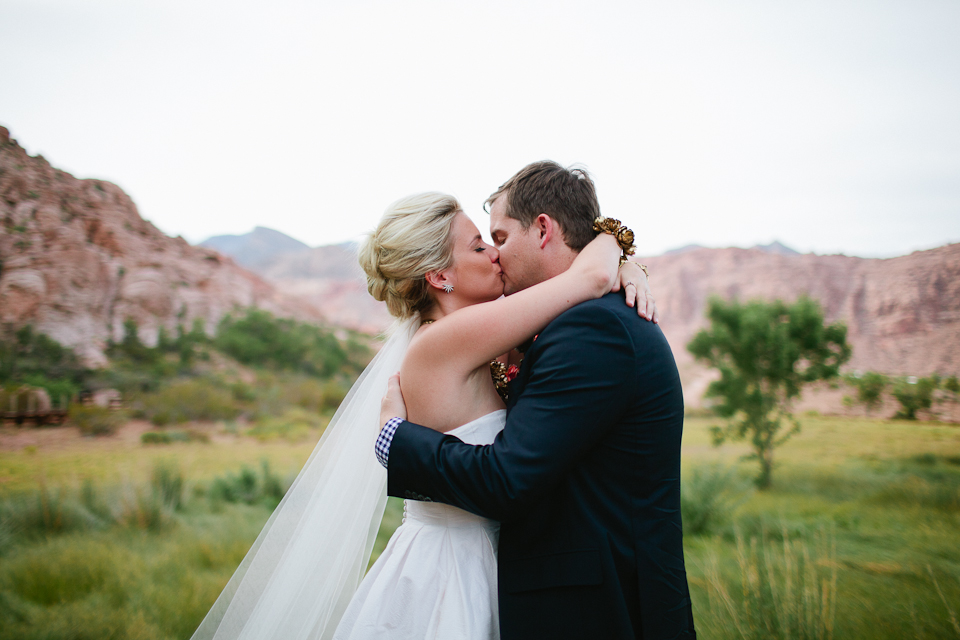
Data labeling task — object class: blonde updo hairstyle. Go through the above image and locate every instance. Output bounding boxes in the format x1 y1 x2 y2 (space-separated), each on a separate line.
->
358 192 462 320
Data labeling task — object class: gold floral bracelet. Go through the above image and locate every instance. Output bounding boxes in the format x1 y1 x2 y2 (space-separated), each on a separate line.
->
593 216 637 266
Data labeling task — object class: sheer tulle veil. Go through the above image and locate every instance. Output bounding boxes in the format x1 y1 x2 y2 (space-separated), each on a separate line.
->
191 317 419 640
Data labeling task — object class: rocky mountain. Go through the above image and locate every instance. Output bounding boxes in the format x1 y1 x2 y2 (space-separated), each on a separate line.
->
199 226 310 271
642 244 960 406
199 230 391 333
206 226 960 390
0 126 321 366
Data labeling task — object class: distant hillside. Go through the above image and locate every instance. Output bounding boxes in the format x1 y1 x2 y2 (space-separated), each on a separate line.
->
641 244 960 406
200 230 391 333
200 227 310 271
665 241 800 256
0 126 321 366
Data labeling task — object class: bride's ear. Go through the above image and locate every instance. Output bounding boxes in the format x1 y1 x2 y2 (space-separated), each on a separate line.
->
424 271 453 293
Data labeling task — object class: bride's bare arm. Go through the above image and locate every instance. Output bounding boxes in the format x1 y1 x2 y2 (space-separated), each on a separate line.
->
407 233 622 372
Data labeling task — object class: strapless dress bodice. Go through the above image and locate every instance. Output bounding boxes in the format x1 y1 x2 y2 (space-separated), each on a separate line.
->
401 410 505 531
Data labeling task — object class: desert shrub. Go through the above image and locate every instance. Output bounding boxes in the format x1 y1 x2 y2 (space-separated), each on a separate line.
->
68 404 125 436
320 380 348 411
140 429 209 444
208 460 287 507
945 375 960 396
843 371 888 416
277 375 327 412
681 464 751 536
215 308 354 377
138 378 240 425
0 324 88 389
247 408 325 442
117 485 174 532
152 462 184 511
892 376 937 420
0 485 103 541
5 541 122 605
80 479 113 522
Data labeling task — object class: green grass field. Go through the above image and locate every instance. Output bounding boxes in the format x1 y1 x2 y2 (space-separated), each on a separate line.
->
1 415 958 639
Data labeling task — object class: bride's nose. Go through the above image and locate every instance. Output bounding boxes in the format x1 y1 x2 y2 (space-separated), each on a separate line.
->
487 244 500 263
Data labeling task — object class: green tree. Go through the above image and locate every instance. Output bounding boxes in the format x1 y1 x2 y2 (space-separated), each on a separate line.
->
0 325 88 398
688 296 851 489
945 375 960 395
891 376 937 420
215 308 352 378
844 371 888 416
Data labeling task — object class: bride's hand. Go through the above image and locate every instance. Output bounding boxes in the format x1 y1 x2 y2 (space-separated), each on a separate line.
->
570 233 621 295
612 262 659 323
380 374 407 428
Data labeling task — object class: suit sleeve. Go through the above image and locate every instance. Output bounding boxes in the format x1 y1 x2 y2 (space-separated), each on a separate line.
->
386 304 636 522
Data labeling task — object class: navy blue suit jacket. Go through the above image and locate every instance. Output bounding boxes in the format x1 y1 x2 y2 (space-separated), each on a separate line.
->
387 293 696 640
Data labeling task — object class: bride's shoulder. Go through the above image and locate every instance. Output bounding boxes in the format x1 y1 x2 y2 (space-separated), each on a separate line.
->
402 323 450 370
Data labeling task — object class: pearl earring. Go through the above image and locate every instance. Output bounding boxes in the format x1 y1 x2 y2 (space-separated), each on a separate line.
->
442 283 454 293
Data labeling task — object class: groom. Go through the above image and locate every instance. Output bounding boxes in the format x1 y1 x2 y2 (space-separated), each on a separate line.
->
376 161 696 640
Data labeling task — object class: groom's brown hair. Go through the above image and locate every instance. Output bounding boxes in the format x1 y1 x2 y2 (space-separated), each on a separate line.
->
485 160 600 251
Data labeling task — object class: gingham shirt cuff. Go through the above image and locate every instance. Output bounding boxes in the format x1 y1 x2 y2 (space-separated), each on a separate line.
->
376 417 404 468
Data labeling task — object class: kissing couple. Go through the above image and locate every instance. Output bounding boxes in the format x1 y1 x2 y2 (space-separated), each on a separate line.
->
191 161 697 640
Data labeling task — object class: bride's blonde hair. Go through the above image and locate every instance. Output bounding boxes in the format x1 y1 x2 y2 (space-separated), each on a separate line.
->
358 192 462 319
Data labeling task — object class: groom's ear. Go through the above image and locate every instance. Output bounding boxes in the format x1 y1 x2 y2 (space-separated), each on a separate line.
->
535 214 556 250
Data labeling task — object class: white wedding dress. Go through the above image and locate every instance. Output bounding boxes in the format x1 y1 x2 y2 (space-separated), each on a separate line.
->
333 410 506 640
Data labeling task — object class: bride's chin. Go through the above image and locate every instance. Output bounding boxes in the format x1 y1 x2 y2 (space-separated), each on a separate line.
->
481 288 504 303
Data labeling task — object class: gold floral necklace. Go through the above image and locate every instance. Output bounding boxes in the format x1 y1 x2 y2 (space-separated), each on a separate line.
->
421 319 517 402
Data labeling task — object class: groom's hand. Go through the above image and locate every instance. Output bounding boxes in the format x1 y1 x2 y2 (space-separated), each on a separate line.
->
380 373 407 428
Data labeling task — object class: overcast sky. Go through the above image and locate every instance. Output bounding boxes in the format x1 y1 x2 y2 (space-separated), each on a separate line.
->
3 0 958 258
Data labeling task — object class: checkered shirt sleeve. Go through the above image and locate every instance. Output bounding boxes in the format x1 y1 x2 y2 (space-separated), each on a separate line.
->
375 417 404 468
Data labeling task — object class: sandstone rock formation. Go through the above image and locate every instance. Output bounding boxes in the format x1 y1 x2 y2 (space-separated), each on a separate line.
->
203 226 960 393
644 244 960 377
0 126 320 366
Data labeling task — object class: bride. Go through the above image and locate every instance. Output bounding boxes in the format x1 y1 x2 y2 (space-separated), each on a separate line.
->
191 192 650 640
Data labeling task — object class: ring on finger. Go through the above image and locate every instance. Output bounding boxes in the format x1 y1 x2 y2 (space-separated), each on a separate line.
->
625 281 636 288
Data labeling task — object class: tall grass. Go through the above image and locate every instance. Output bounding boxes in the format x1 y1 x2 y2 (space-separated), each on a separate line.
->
701 523 837 640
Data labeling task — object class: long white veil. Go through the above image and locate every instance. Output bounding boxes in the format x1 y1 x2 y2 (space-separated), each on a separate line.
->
191 317 419 640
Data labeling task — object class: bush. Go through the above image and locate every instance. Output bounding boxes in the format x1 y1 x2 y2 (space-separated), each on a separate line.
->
892 376 937 420
0 324 88 388
843 371 888 416
152 462 184 511
5 540 125 606
117 485 174 532
138 378 240 425
208 460 288 508
247 408 326 442
215 308 357 377
68 404 125 436
0 485 104 541
681 464 751 536
321 380 348 412
140 429 209 445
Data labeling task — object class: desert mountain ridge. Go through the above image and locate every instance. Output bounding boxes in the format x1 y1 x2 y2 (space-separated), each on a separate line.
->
0 126 323 366
201 228 960 387
2 122 957 404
